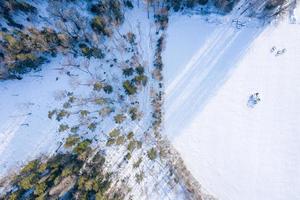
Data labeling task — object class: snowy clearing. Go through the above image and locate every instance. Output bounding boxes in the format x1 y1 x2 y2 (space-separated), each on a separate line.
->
164 6 300 200
0 57 69 177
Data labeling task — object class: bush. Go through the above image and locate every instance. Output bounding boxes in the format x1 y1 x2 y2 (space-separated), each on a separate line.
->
133 157 142 168
129 107 139 121
114 114 126 124
123 67 134 77
19 174 37 190
109 129 120 138
116 135 125 145
21 160 40 174
103 84 113 94
147 148 157 160
58 124 69 132
127 141 137 152
64 135 80 148
91 16 109 36
106 138 115 146
99 107 113 117
79 43 104 59
9 55 46 75
88 122 97 132
34 182 46 196
93 82 103 91
73 140 91 155
135 172 144 184
133 75 147 86
135 66 144 75
127 132 134 140
123 80 137 95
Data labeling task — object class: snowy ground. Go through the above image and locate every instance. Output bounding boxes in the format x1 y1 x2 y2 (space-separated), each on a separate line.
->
164 5 300 200
0 57 70 177
0 4 194 199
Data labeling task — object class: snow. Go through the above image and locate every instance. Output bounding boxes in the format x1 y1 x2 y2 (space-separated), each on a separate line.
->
0 57 68 177
1 1 300 199
164 6 300 200
0 5 193 199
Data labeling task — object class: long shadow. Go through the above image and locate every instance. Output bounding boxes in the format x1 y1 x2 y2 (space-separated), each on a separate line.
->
163 15 265 140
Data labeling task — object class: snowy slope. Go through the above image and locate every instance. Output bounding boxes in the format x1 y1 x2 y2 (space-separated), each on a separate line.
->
164 5 300 200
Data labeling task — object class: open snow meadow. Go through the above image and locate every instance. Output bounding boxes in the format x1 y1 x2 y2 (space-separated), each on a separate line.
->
164 2 300 200
0 0 299 199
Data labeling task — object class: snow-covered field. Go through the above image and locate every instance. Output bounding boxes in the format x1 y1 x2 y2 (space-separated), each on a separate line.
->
0 57 69 177
164 5 300 200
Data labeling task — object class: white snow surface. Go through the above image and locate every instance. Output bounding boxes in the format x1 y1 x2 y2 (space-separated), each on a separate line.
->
164 7 300 200
0 57 68 177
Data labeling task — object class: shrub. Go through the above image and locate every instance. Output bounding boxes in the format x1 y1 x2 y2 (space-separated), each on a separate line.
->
125 152 131 160
79 43 104 59
19 174 37 190
59 124 69 132
127 132 134 140
80 110 90 117
64 135 80 148
94 98 108 105
103 84 113 94
109 129 120 138
115 135 125 145
114 114 126 124
73 140 91 155
123 80 137 95
34 182 46 196
127 141 136 152
91 16 109 36
133 157 142 168
55 110 70 121
147 148 157 160
70 126 79 133
133 75 147 86
123 67 134 77
88 122 97 132
106 138 115 146
126 32 136 44
21 160 39 174
135 172 144 184
99 107 113 117
9 55 46 75
135 66 144 75
129 107 139 121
